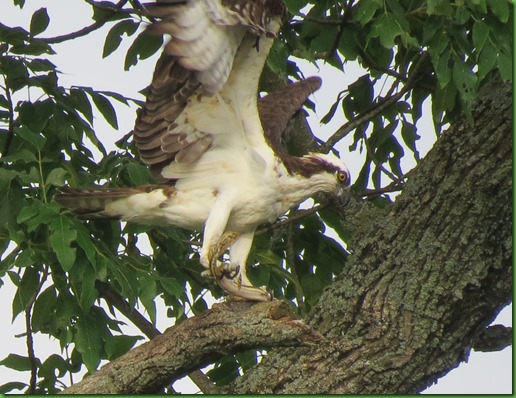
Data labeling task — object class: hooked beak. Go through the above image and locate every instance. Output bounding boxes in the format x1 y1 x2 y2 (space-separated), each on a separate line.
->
335 185 350 207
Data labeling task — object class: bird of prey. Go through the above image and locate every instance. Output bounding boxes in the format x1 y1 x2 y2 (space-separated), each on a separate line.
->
55 0 350 301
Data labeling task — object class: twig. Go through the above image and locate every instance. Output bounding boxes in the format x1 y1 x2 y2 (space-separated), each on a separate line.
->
257 203 329 236
84 0 141 14
285 213 306 315
95 279 160 339
24 264 50 394
39 0 130 44
357 179 406 198
1 80 15 157
322 52 430 152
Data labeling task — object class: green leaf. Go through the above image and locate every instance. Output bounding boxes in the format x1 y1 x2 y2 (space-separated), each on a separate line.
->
300 273 323 307
45 167 68 187
78 263 98 311
12 266 41 321
207 356 239 386
18 202 60 232
472 21 489 54
311 25 339 52
285 0 308 14
266 40 289 79
486 0 509 22
432 82 457 127
124 31 163 70
435 48 452 87
103 19 139 58
32 286 57 333
69 89 94 124
89 92 118 129
452 56 477 101
75 314 103 372
28 58 56 72
72 220 97 268
105 335 142 361
30 8 50 37
427 0 453 16
139 274 157 325
400 122 420 160
338 26 359 60
14 125 46 151
49 216 77 271
369 13 404 48
38 354 69 380
477 42 497 80
126 162 151 185
0 381 27 394
354 0 380 25
497 50 511 81
0 353 39 371
0 149 37 163
18 99 54 134
235 350 258 372
159 277 183 298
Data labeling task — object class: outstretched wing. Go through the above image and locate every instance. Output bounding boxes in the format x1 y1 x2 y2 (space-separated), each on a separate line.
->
134 0 286 177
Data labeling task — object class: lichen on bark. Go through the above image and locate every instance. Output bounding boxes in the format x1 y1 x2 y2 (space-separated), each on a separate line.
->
226 78 512 394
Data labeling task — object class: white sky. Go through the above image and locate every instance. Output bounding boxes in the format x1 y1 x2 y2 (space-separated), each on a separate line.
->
0 1 512 394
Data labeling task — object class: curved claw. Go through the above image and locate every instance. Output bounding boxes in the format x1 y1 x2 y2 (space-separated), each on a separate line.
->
208 232 272 302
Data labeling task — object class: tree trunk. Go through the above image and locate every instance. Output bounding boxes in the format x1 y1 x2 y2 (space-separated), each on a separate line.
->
62 77 512 394
226 77 512 393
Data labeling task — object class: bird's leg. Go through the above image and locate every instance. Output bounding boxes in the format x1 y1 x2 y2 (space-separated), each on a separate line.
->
208 231 240 280
208 231 272 302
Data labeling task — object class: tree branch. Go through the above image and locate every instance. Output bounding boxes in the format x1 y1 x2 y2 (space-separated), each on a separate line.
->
1 80 15 157
472 325 512 353
40 0 130 44
24 264 50 394
322 52 430 152
95 280 160 339
60 300 321 394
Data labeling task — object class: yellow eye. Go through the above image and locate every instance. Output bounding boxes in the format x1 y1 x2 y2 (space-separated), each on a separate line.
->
337 171 349 184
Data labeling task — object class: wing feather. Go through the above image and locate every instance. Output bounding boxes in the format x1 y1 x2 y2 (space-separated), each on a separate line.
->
135 0 286 177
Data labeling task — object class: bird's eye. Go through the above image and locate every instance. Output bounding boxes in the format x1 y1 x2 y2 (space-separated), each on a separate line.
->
337 171 349 184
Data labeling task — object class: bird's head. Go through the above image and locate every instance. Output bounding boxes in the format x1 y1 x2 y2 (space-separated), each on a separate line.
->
285 152 351 207
307 152 351 206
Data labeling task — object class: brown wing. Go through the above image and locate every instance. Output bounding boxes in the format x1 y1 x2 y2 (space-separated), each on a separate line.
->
258 76 322 155
134 0 286 176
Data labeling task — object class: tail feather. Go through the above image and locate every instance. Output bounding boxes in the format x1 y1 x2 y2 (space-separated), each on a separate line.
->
54 185 168 219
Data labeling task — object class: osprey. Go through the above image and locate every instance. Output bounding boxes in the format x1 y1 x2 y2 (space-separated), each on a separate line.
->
55 0 350 301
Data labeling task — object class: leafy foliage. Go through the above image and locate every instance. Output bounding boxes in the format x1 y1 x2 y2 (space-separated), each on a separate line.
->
0 0 511 393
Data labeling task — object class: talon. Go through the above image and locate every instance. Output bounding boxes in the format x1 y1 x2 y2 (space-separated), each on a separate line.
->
221 263 240 279
206 231 272 301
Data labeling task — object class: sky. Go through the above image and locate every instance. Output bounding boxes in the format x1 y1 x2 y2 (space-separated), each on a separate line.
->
0 0 512 394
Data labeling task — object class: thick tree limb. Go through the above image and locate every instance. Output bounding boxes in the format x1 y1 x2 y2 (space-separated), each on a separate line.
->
60 300 321 394
226 77 512 393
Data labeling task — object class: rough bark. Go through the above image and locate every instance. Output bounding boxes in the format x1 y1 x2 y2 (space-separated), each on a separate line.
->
62 78 511 394
226 77 512 393
61 301 320 394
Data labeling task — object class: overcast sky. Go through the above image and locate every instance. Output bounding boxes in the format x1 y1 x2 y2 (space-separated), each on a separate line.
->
0 1 512 393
